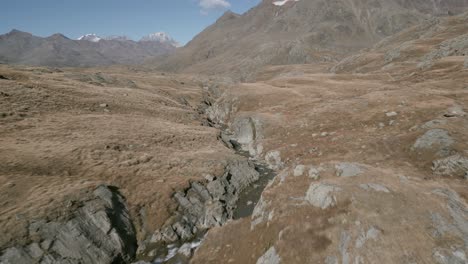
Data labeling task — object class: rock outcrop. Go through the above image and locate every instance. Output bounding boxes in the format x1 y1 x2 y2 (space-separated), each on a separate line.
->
412 129 455 157
305 183 341 209
335 163 363 177
432 154 468 178
418 33 468 70
256 247 281 264
0 185 137 264
146 159 259 250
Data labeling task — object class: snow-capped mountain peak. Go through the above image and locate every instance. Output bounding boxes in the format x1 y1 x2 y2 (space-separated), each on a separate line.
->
77 32 180 47
140 32 180 47
273 0 300 6
77 34 102 42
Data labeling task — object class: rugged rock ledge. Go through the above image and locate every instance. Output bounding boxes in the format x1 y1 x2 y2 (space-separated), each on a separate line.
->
0 185 137 264
138 159 260 258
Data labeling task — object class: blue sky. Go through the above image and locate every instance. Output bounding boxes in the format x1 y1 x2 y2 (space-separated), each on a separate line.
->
2 0 260 44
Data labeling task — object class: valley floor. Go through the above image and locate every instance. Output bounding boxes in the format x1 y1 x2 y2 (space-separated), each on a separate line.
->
1 12 468 264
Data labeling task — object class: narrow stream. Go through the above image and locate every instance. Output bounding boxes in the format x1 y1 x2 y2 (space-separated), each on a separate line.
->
145 149 276 264
232 151 276 219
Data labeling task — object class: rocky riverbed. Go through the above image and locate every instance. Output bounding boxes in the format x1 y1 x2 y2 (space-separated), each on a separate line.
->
136 158 277 264
134 89 278 263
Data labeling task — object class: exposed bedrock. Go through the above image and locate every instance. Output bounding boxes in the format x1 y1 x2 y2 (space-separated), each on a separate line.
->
148 159 259 246
203 87 238 127
229 116 264 158
203 85 266 159
0 185 137 264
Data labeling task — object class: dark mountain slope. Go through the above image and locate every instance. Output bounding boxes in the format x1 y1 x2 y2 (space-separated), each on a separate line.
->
155 0 468 80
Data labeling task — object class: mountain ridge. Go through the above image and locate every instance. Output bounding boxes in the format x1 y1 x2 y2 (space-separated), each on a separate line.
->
77 31 180 47
0 29 177 67
154 0 468 81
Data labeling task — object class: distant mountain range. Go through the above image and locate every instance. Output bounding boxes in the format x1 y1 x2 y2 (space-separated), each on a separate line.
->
2 0 467 73
0 30 179 67
77 32 180 47
154 0 468 81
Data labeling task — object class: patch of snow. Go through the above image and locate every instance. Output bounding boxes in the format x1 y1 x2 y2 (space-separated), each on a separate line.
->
139 32 180 47
77 34 102 42
273 0 300 6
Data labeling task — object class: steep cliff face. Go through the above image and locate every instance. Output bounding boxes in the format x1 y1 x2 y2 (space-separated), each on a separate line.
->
155 0 468 81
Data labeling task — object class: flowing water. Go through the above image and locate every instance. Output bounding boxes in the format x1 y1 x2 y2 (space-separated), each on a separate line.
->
145 149 276 264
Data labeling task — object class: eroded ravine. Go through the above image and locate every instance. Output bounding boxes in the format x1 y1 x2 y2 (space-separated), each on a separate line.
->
140 157 276 264
135 84 277 264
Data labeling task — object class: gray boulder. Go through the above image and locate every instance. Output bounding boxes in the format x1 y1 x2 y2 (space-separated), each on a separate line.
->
293 165 306 177
335 163 362 177
432 154 468 178
305 183 341 209
265 151 283 170
308 166 321 180
359 183 390 193
411 129 454 156
256 246 281 264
